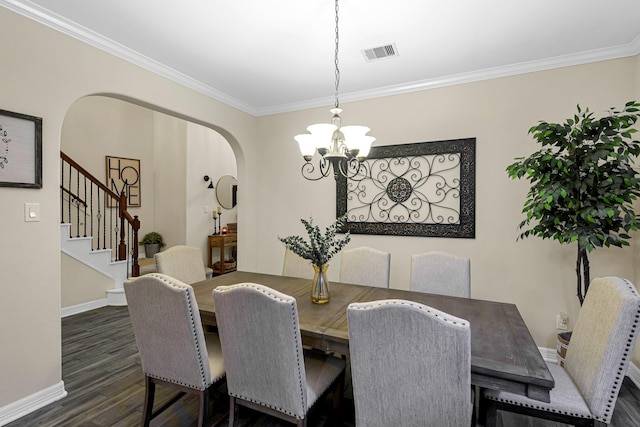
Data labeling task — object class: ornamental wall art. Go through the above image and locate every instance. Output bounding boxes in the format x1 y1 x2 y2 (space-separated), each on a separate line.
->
0 109 42 189
105 155 141 207
336 138 475 238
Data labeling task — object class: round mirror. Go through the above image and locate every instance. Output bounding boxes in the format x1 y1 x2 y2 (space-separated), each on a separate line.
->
216 175 238 209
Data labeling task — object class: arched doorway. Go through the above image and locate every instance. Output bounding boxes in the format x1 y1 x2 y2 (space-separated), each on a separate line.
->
60 95 238 313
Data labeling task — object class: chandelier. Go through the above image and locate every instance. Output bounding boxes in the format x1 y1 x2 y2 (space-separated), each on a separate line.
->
295 0 375 181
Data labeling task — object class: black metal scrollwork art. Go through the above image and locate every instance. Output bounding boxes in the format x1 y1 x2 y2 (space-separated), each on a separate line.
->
336 138 475 238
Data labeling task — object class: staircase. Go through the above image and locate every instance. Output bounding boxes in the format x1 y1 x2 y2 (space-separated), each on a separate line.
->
60 223 129 305
60 151 141 307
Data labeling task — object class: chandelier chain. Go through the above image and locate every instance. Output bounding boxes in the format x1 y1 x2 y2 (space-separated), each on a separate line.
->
296 0 374 181
334 0 340 109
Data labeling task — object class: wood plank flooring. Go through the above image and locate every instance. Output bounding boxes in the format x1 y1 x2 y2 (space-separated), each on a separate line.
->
5 306 640 426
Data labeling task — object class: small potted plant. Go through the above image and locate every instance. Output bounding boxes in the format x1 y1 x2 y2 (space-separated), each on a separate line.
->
140 231 165 258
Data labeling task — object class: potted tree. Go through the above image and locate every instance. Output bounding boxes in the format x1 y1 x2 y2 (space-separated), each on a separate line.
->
507 101 640 362
140 231 165 258
507 101 640 304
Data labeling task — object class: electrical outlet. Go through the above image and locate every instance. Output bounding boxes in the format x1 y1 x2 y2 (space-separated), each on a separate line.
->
556 312 568 330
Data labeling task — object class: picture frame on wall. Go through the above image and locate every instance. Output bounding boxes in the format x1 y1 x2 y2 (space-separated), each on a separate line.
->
336 138 476 238
0 109 43 189
105 155 141 207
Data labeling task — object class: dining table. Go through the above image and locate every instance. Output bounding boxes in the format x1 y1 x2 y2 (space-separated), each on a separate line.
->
192 271 555 402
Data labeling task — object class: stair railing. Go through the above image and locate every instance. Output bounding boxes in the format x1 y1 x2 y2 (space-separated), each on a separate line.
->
60 151 141 276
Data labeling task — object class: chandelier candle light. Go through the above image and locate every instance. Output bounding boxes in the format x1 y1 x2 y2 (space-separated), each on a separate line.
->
295 0 375 181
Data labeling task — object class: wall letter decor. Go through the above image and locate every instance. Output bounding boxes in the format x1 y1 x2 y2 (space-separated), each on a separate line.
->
0 109 42 188
105 156 141 207
336 138 475 238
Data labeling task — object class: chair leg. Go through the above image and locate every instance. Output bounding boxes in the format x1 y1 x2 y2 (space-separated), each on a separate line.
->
470 386 477 427
141 376 155 427
197 389 209 427
332 370 345 412
229 396 239 427
297 418 306 427
478 393 497 427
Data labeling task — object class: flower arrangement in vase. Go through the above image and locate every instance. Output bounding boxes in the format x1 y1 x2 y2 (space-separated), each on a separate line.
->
279 214 350 303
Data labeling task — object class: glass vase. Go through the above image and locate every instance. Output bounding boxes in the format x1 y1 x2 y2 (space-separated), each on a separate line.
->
311 264 330 304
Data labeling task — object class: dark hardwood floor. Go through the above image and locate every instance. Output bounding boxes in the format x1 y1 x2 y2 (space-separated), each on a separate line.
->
6 306 640 426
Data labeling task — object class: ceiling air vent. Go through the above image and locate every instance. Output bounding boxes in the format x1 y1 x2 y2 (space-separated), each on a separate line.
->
362 43 398 62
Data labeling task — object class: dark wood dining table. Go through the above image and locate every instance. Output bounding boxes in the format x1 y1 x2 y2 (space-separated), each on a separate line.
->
192 271 555 402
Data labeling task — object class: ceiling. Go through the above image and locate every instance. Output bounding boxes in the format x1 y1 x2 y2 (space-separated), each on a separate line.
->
5 0 640 116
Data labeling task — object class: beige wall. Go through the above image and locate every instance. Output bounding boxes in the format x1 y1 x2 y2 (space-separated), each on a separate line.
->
255 58 640 361
61 254 114 307
186 122 237 264
2 3 640 417
62 96 156 241
0 7 257 409
152 112 188 248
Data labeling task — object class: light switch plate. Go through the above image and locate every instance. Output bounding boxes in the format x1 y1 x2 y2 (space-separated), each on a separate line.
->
25 202 40 222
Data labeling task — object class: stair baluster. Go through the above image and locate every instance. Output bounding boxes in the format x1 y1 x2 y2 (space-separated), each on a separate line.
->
60 151 140 277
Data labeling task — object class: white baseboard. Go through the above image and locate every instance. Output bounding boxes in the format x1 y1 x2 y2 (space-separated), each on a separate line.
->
106 288 127 306
0 381 66 427
61 298 107 318
538 346 558 364
539 346 640 389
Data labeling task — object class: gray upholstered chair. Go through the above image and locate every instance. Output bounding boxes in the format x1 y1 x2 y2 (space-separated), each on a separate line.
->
480 276 640 427
282 248 314 279
154 244 213 284
339 246 390 288
410 251 470 297
347 299 473 426
124 273 225 427
212 283 346 427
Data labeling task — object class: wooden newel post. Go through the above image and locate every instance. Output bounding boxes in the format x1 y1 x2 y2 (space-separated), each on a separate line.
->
118 192 127 261
131 215 140 276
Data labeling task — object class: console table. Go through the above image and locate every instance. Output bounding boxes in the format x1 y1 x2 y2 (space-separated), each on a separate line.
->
208 233 237 275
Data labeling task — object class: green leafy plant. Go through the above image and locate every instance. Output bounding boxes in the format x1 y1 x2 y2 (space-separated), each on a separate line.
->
279 214 351 266
140 231 165 247
507 101 640 304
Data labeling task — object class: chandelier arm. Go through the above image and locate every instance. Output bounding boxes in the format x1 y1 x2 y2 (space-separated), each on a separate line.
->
319 156 332 178
301 158 332 181
334 157 366 180
346 158 364 179
352 159 369 180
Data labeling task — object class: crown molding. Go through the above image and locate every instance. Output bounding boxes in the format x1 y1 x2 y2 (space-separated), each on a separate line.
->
0 0 259 116
4 0 640 118
258 33 640 116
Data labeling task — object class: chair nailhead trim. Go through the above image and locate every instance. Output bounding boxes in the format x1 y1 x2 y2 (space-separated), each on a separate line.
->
229 393 304 419
350 299 469 327
598 278 640 423
147 274 210 389
488 277 640 425
487 395 592 419
216 283 308 417
228 373 343 421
